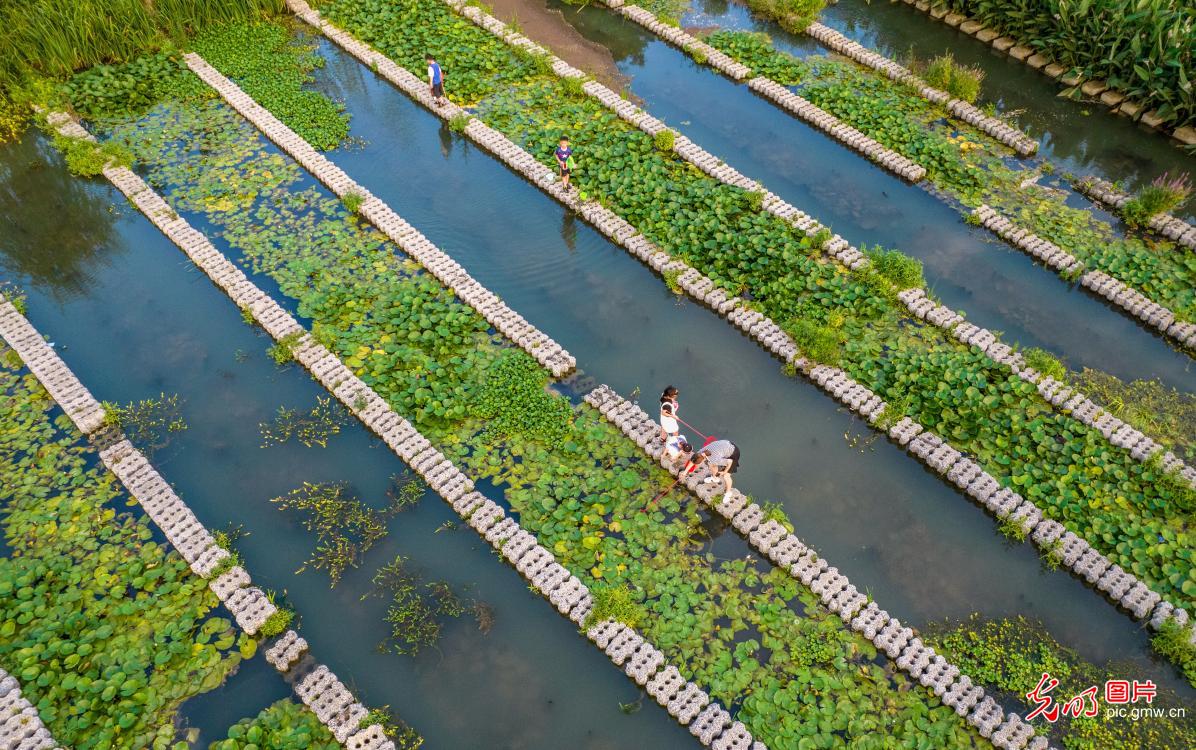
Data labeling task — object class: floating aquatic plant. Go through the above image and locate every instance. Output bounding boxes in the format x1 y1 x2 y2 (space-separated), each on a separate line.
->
365 555 467 657
260 395 348 448
100 392 188 455
271 481 389 587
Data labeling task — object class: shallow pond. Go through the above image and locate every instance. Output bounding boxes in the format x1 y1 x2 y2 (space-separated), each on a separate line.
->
547 0 1194 393
0 132 695 748
304 36 1192 693
818 0 1196 222
1 15 1193 748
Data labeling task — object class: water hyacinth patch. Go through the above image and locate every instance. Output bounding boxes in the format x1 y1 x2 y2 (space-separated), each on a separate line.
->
92 65 987 746
191 20 350 150
703 29 1196 322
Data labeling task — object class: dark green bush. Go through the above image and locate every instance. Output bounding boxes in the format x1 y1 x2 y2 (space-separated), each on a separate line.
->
867 247 925 290
936 0 1195 127
784 318 843 364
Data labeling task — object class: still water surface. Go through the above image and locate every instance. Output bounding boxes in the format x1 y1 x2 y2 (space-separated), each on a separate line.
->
1 19 1192 746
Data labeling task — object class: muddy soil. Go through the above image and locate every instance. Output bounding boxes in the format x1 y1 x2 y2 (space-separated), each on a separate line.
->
484 0 631 92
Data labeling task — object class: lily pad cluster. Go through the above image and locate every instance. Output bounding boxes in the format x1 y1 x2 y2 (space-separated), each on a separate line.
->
95 78 986 745
0 353 248 749
312 0 1196 612
209 698 340 750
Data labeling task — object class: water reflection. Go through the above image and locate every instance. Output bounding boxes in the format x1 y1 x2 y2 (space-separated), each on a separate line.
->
561 210 578 252
821 0 1196 221
0 132 121 300
548 0 653 66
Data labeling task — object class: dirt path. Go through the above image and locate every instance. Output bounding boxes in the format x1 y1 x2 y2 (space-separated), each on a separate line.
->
484 0 631 92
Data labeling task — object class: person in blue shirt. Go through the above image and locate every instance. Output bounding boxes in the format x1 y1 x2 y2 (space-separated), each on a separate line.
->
426 53 446 107
554 136 575 189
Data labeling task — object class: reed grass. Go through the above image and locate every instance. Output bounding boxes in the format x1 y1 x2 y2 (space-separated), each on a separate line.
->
0 0 283 138
935 0 1195 128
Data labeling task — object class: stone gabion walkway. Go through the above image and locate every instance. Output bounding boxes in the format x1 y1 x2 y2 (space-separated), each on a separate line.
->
1074 177 1196 252
972 204 1196 352
802 22 1037 155
284 0 1196 652
0 300 397 750
584 384 1051 750
0 669 60 750
181 54 575 380
592 0 928 181
17 113 400 750
52 108 763 750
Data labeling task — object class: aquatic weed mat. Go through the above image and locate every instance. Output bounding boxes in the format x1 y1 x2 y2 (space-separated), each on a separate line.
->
0 349 254 750
704 30 1196 322
91 84 989 747
310 0 1196 613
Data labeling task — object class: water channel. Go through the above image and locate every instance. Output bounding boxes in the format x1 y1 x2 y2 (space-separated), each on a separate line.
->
1 9 1193 746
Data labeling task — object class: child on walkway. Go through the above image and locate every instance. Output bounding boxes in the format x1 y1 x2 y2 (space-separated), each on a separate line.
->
555 136 575 189
426 54 447 106
665 437 692 469
659 385 679 440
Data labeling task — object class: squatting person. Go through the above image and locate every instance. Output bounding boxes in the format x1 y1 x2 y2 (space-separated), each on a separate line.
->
684 438 740 495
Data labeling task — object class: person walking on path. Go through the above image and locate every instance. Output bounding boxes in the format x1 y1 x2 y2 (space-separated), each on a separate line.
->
684 438 740 495
554 136 575 189
659 385 680 441
427 54 447 107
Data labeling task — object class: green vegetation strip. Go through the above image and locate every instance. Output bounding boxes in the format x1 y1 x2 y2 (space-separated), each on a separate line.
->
800 20 1036 154
315 0 1196 614
0 342 250 749
79 46 1002 742
608 2 927 181
928 616 1196 750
